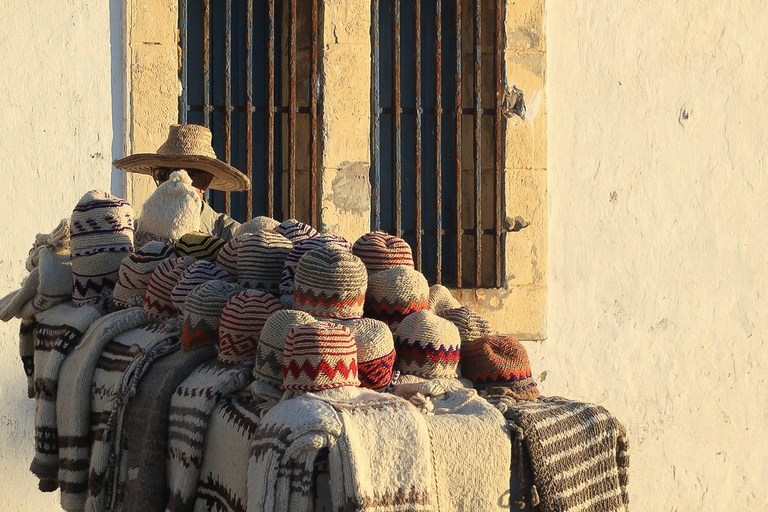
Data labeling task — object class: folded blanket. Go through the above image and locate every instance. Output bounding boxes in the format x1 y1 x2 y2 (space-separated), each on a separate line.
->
490 394 630 512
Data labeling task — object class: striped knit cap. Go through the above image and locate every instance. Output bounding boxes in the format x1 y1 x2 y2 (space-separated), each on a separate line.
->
253 310 316 387
364 266 429 331
352 231 414 274
216 233 252 279
461 335 540 400
182 280 242 351
280 234 352 306
282 321 360 391
235 216 280 236
274 218 318 244
113 241 175 308
394 309 461 379
70 190 134 308
175 232 226 262
346 318 396 390
437 305 493 344
237 230 293 292
428 284 461 313
171 260 232 319
144 256 195 321
218 290 284 364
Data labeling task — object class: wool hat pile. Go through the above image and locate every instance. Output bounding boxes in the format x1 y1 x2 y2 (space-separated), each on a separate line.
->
216 233 251 279
364 266 429 331
70 190 134 308
281 321 360 391
182 280 242 351
461 335 540 400
345 318 396 390
352 231 414 274
134 170 202 247
394 309 461 379
171 260 232 319
293 245 368 320
274 218 318 244
113 241 176 308
218 290 284 364
253 310 316 387
437 305 493 344
280 234 352 306
235 216 280 236
175 232 226 262
144 256 196 321
237 230 293 292
428 284 461 313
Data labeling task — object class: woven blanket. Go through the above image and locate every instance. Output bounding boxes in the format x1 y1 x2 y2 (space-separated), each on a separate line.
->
165 359 254 512
55 307 154 510
117 345 217 512
492 394 630 512
84 324 180 512
192 391 273 512
29 302 102 491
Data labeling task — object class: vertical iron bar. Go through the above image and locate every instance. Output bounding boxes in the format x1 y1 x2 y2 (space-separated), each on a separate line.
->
224 0 232 215
435 0 442 284
454 0 462 287
311 0 320 226
203 0 211 128
267 0 276 217
393 0 402 238
473 0 482 287
371 0 382 231
414 0 422 270
289 0 297 219
246 0 254 220
180 0 189 123
494 0 503 287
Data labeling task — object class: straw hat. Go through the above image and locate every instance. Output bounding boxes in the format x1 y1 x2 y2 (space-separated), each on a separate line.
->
113 124 251 192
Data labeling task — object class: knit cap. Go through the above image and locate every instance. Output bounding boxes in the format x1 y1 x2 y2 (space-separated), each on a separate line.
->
346 318 396 390
364 266 429 331
437 305 493 344
113 241 176 308
175 232 226 262
70 190 134 308
134 170 202 247
274 218 318 244
293 245 367 319
282 321 360 391
394 310 461 379
216 233 252 279
26 218 71 272
280 234 352 306
182 280 242 351
253 310 316 387
218 290 284 364
237 230 293 292
32 246 73 313
235 216 280 236
461 335 540 400
171 260 232 319
144 256 196 321
428 284 461 313
352 231 414 274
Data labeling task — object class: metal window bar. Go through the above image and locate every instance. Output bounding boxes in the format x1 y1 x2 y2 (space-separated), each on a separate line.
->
371 0 504 288
179 0 321 225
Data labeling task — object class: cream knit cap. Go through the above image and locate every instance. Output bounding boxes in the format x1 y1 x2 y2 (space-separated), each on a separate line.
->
135 170 201 247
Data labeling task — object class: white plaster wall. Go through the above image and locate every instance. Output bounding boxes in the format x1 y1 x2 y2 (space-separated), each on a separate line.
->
541 1 768 510
0 1 123 509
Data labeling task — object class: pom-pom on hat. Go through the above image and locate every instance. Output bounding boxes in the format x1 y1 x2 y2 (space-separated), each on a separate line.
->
364 266 429 331
461 335 540 400
237 230 293 292
274 218 318 244
282 321 360 391
394 310 461 379
216 233 251 279
218 290 284 364
113 241 176 308
175 232 226 262
70 190 134 309
144 256 195 321
293 245 367 320
346 318 396 390
352 231 414 274
253 310 316 387
171 260 232 320
437 305 493 345
134 170 202 247
428 284 461 313
182 280 242 351
235 216 280 236
280 234 352 307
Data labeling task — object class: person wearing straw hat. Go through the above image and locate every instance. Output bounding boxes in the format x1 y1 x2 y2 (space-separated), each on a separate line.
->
113 124 251 241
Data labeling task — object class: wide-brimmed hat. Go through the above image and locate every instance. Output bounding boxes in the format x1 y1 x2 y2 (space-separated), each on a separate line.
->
113 124 251 192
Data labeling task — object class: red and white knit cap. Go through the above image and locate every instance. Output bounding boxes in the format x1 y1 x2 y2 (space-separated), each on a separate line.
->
113 241 176 308
352 231 414 274
171 260 232 320
218 289 284 364
182 280 242 351
428 284 461 313
282 321 360 391
236 230 293 292
293 245 368 319
437 305 493 345
216 233 251 279
143 256 195 321
274 218 319 244
364 266 429 331
253 309 316 387
394 310 461 379
461 335 539 400
343 318 396 390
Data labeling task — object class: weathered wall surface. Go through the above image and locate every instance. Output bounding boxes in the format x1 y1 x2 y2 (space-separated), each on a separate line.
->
538 0 768 510
0 2 122 510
